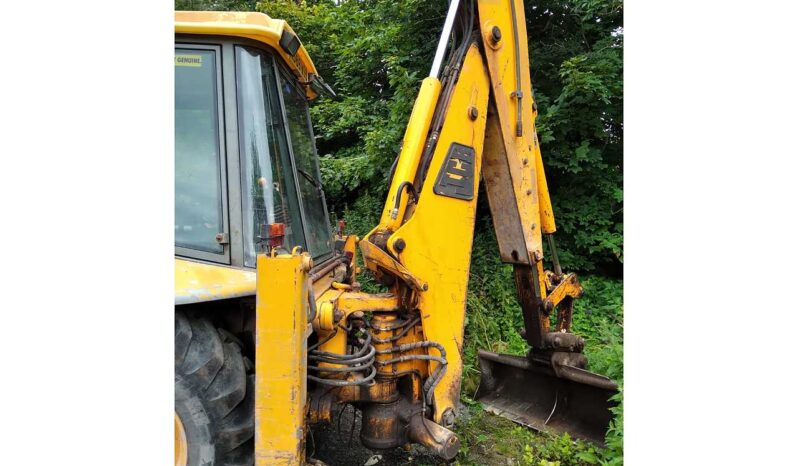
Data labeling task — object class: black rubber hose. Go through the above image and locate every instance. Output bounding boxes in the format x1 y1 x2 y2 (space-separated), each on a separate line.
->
310 344 376 366
372 317 421 344
308 366 377 387
311 333 373 360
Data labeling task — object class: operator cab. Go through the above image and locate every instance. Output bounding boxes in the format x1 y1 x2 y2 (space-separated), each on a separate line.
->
174 11 332 269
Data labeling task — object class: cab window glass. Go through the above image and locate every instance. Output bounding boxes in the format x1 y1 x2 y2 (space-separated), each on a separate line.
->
174 49 224 254
280 74 332 259
236 46 306 267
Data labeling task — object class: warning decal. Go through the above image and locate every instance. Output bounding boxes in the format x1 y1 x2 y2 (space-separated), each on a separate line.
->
175 54 203 67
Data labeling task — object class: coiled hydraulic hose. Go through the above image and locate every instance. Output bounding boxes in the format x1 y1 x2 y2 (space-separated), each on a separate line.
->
375 340 448 403
308 331 377 386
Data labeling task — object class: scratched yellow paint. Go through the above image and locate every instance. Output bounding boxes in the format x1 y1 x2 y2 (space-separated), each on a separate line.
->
478 0 552 294
254 252 312 466
381 44 491 423
372 77 442 233
174 258 256 305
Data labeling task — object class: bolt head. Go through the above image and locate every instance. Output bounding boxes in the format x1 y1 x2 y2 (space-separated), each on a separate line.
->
491 26 502 43
333 309 344 322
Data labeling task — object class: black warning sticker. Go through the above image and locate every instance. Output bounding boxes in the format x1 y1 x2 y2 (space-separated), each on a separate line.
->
433 142 476 201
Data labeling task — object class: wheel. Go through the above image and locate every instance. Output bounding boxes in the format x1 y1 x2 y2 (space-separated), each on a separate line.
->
175 312 254 466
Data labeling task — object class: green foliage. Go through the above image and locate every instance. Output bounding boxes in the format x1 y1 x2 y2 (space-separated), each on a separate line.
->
257 0 447 213
178 0 623 272
454 402 604 466
175 0 258 11
524 0 623 272
264 0 623 272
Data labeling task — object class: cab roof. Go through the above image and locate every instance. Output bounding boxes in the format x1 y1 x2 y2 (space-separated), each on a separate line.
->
175 11 319 98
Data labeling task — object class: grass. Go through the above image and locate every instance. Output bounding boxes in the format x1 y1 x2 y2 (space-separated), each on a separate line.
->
453 402 606 466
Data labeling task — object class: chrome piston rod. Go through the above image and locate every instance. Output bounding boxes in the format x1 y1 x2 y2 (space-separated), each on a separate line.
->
429 0 462 79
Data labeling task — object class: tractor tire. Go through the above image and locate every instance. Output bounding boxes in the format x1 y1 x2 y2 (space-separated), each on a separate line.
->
175 312 254 466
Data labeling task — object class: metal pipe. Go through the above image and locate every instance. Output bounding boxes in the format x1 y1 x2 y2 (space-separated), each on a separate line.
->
408 415 460 460
429 0 461 78
509 0 524 137
546 234 563 277
309 255 347 282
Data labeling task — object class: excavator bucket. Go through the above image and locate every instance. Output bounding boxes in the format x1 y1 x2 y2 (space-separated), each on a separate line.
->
475 350 618 445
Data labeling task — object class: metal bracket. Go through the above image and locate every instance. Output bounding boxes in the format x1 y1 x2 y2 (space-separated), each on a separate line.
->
542 273 582 313
359 238 428 292
214 232 229 245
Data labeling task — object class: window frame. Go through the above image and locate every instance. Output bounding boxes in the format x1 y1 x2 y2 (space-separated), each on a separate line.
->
174 35 334 268
233 44 308 267
174 43 231 265
274 63 334 262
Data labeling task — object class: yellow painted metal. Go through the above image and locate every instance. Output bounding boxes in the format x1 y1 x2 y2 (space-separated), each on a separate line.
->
310 288 348 370
175 3 582 461
371 313 428 380
371 77 442 233
543 273 582 308
386 44 491 422
477 0 552 260
175 11 319 99
359 239 427 291
311 273 336 301
316 301 335 331
534 138 556 234
313 291 401 371
336 292 401 315
174 258 255 305
255 251 313 466
174 412 187 466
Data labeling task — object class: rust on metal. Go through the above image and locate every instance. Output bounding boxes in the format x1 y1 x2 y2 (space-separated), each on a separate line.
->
310 255 348 282
512 264 549 348
408 413 459 460
358 238 428 291
475 350 617 445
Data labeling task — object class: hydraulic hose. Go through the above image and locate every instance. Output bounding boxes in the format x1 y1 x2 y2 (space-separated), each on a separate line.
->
390 181 418 220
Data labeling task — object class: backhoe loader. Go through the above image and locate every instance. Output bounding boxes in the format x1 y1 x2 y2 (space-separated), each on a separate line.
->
174 2 618 465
